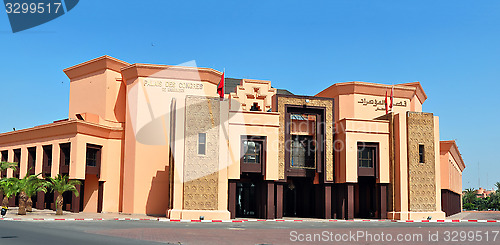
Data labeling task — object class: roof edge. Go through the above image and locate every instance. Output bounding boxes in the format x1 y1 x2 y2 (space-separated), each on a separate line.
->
63 55 131 80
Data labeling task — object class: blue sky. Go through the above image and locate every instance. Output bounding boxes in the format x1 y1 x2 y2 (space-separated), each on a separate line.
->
0 0 498 189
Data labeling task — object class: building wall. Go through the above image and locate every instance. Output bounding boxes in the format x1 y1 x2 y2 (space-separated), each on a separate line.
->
227 79 280 181
227 111 280 180
183 95 220 211
336 119 390 183
65 56 129 127
406 112 437 212
440 141 464 195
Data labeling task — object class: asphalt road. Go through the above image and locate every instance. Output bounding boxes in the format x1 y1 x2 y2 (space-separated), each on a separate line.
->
0 220 499 245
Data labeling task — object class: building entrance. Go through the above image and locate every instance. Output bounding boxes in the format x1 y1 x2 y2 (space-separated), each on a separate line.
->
234 173 266 218
283 177 317 218
355 176 376 218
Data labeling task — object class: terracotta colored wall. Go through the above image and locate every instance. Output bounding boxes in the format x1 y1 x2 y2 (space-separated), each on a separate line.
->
122 69 221 216
227 112 280 180
433 116 442 213
336 119 390 183
440 151 463 195
393 113 408 213
227 79 280 181
83 174 99 213
68 69 126 125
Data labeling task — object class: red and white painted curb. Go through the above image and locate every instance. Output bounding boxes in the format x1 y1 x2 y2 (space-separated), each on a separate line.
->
0 217 498 223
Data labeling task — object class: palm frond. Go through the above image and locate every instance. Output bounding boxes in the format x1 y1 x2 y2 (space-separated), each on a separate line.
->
46 174 81 197
0 161 17 171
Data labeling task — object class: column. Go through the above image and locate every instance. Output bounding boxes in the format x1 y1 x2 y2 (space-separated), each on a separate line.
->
324 184 332 219
276 184 283 219
228 181 236 219
265 181 275 219
347 183 354 220
72 185 81 213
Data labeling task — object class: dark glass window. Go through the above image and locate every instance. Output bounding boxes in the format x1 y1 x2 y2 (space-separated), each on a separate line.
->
13 149 21 178
0 151 7 162
46 149 52 167
290 135 316 168
290 113 316 169
358 146 375 168
198 133 206 155
419 144 425 163
242 140 262 164
1 150 7 178
28 147 36 173
86 147 99 167
60 143 71 166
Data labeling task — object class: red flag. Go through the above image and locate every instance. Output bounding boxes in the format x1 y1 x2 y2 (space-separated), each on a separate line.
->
385 90 388 114
217 72 224 100
390 86 394 112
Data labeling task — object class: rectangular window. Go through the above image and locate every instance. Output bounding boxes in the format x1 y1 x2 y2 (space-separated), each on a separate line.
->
86 147 99 167
358 145 375 168
60 143 71 166
1 150 7 178
419 144 425 163
0 150 7 162
43 145 52 167
290 114 316 169
85 144 102 177
42 145 52 178
240 136 266 173
28 147 36 174
242 140 262 164
13 149 21 178
198 133 206 155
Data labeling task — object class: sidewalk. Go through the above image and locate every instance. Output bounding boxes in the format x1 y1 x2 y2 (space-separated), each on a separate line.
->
1 208 499 223
1 207 160 221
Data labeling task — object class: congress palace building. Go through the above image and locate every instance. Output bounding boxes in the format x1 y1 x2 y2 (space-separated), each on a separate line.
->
0 56 465 220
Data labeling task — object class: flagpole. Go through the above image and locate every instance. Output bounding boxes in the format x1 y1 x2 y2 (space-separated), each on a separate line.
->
223 68 225 100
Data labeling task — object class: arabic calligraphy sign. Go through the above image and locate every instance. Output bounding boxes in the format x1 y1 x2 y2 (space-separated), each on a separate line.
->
357 98 408 111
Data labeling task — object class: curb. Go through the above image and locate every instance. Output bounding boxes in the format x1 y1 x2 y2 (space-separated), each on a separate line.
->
1 217 499 223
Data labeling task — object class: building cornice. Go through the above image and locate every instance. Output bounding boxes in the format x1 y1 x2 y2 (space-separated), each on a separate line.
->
315 81 427 104
0 119 124 145
120 63 222 86
440 140 466 171
63 55 131 80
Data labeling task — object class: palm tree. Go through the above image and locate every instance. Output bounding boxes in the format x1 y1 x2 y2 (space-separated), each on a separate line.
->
24 175 48 212
46 174 81 215
0 162 17 203
9 174 40 215
495 182 500 191
0 178 16 207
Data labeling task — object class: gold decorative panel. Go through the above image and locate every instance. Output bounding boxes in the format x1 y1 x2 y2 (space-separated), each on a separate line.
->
183 95 219 210
276 96 334 181
407 112 436 212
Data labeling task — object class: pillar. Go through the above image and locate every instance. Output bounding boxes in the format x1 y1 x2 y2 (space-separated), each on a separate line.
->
324 184 332 219
276 184 283 219
72 185 80 213
379 184 387 219
36 191 44 210
347 183 354 220
265 181 275 219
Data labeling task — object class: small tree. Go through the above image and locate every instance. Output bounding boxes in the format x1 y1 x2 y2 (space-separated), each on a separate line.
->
0 178 16 207
10 173 42 215
0 162 17 200
24 175 48 212
46 174 81 215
